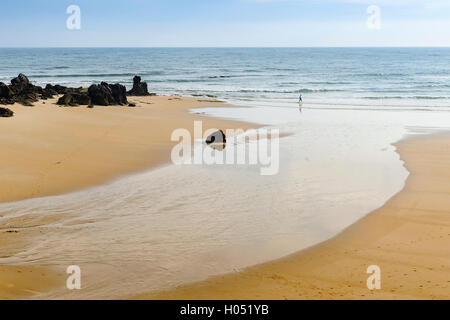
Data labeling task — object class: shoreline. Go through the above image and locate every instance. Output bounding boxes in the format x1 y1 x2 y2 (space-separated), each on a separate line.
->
0 95 258 299
133 132 450 300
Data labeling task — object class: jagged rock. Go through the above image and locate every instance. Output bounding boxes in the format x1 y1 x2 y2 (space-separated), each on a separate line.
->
1 74 130 107
45 84 67 95
88 83 113 106
206 130 226 144
41 90 54 99
21 100 34 107
0 98 15 105
109 83 128 105
15 92 39 106
9 74 37 104
76 94 91 105
0 82 13 99
0 82 14 105
57 94 71 106
57 93 91 106
10 73 29 87
0 107 14 117
88 82 127 106
127 76 150 96
1 74 58 106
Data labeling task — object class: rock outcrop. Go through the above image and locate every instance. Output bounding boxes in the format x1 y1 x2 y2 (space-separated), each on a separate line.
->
46 84 68 95
0 83 13 100
1 74 142 108
0 74 60 106
0 107 14 117
109 83 128 105
127 76 151 96
88 82 128 106
57 93 91 106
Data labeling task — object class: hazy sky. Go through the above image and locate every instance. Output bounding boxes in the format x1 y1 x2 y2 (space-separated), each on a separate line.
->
0 0 449 47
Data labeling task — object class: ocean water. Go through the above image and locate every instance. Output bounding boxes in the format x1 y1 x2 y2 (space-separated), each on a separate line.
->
1 47 450 109
1 48 450 299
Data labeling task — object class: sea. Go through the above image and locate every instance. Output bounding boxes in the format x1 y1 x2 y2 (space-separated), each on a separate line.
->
1 47 450 110
0 48 449 298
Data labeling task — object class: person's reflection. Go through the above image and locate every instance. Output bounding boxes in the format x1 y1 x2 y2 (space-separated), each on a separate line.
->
207 142 226 151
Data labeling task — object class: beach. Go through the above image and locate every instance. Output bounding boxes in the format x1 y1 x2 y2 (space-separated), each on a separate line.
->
0 96 253 203
0 93 448 299
135 132 450 300
0 95 255 299
0 47 449 300
1 0 450 306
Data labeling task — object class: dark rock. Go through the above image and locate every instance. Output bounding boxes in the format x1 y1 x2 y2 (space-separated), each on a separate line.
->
87 104 94 109
127 76 150 96
21 100 34 107
16 92 39 106
109 83 128 105
0 107 14 117
10 73 29 87
206 130 226 145
1 74 129 108
88 82 127 106
41 90 54 99
88 83 113 106
9 75 35 103
75 93 91 105
0 82 13 99
128 103 136 107
1 74 49 106
46 84 68 95
0 98 15 105
57 93 91 106
57 94 72 106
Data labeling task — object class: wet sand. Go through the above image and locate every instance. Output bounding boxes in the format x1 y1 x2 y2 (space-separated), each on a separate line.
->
0 96 255 299
135 133 450 300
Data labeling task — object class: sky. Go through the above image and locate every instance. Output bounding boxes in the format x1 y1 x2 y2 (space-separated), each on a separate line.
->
0 0 449 47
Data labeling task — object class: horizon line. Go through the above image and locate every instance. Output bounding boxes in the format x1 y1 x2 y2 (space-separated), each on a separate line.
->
1 46 450 49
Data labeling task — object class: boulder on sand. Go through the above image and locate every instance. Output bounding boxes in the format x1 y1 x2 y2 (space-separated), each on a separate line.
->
0 82 13 99
1 74 132 107
10 73 30 88
0 107 14 117
57 93 91 106
127 76 151 96
109 83 128 105
206 130 227 151
206 130 227 144
0 74 61 106
88 82 127 106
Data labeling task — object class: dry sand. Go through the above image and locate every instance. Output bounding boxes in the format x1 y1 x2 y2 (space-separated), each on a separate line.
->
0 95 255 299
136 133 450 300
